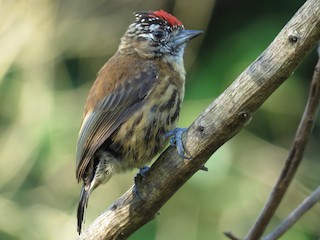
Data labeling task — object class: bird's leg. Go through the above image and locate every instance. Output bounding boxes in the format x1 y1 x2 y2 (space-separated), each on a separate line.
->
165 128 208 171
134 166 150 200
165 128 191 159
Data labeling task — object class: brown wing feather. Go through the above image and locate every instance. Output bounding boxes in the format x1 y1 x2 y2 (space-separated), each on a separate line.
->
76 55 158 181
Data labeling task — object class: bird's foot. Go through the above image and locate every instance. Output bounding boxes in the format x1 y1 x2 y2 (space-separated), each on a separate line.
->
134 166 150 200
165 128 191 159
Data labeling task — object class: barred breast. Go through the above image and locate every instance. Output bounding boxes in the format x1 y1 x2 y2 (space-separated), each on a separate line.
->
108 73 184 170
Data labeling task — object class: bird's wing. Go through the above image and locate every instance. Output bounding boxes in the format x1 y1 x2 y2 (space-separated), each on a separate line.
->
76 66 158 181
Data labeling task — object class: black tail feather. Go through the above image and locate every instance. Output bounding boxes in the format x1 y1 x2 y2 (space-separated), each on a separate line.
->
77 185 90 234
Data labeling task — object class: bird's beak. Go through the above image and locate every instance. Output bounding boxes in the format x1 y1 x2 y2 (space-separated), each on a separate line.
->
173 29 203 46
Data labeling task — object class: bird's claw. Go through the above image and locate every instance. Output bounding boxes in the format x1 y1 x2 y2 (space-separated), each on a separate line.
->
165 128 191 159
134 166 150 200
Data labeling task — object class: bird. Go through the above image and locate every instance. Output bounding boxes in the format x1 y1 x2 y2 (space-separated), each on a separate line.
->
75 10 202 234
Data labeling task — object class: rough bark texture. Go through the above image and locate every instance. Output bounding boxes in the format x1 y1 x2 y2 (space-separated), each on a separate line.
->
78 0 320 239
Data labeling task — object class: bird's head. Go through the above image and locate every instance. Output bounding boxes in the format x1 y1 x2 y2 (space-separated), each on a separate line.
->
119 10 202 60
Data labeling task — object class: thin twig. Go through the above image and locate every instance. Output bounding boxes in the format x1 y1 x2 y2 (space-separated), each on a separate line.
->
263 185 320 240
245 43 320 240
224 231 242 240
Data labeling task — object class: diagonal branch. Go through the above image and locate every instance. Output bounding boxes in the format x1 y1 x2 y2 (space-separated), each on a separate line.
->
263 185 320 240
245 43 320 240
78 0 320 239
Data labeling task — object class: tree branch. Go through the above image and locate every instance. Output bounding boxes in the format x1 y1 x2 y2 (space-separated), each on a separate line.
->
78 0 320 239
263 185 320 240
245 42 320 240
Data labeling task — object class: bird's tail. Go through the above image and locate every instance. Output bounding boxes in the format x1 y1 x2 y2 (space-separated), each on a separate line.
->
77 185 90 234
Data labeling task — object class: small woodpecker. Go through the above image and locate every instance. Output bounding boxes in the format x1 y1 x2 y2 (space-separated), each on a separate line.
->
75 10 202 234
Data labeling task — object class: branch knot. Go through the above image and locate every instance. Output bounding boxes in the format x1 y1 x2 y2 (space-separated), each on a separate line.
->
288 30 300 43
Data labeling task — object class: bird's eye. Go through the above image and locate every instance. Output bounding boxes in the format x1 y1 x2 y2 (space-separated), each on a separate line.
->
153 30 165 40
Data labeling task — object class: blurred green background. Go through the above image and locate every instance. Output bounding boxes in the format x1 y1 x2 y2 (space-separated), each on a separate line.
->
0 0 319 239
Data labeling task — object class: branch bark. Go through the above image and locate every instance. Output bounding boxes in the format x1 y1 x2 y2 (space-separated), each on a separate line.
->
245 42 320 240
78 0 320 239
